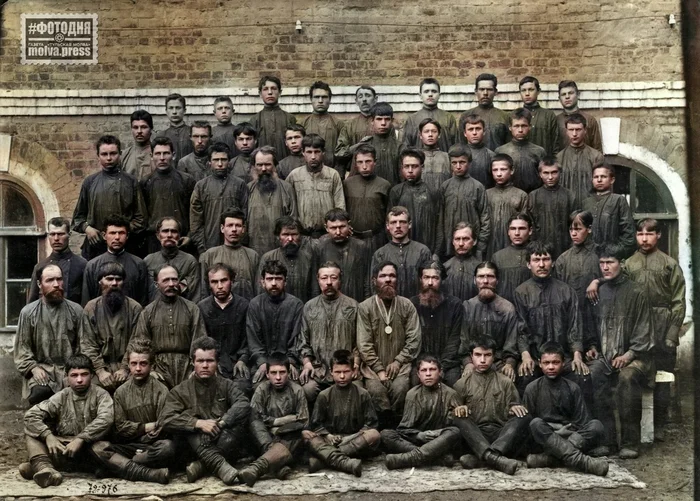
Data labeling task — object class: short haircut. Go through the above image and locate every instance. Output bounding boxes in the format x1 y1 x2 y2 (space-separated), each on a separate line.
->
538 156 560 172
540 341 566 361
191 120 213 136
208 142 232 160
96 135 121 154
475 261 499 280
418 259 446 280
597 243 625 260
207 262 236 281
233 122 258 139
565 113 588 128
569 210 593 228
519 76 541 91
274 216 302 236
470 336 498 354
419 77 441 93
526 240 554 261
214 96 233 106
386 205 411 223
191 336 220 361
510 107 532 125
301 133 326 150
286 124 306 135
65 354 94 375
165 93 186 108
155 216 181 234
251 145 279 167
219 208 246 227
415 353 442 371
97 261 126 281
152 136 174 153
103 214 131 233
130 109 153 129
558 80 579 93
324 208 350 223
36 262 62 282
372 260 397 278
261 259 288 278
448 144 473 162
309 81 332 99
637 218 660 233
355 85 377 98
453 221 477 238
491 153 514 170
353 143 377 161
370 102 393 118
318 260 343 279
126 338 155 364
592 162 615 177
508 212 533 229
47 217 70 232
155 264 180 281
400 147 425 166
258 75 282 93
330 349 353 369
462 113 486 129
418 117 442 134
475 73 498 90
267 351 291 371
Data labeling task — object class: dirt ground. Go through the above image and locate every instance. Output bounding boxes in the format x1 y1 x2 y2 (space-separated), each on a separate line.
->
0 385 693 501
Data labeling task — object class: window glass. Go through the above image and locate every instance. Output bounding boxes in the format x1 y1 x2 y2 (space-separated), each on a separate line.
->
6 281 29 326
3 184 35 227
635 172 672 214
7 237 37 279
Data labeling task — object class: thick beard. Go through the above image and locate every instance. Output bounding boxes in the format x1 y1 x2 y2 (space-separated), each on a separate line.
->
104 289 125 312
418 289 442 308
478 287 496 302
376 284 396 301
258 173 277 194
282 242 299 258
44 290 64 305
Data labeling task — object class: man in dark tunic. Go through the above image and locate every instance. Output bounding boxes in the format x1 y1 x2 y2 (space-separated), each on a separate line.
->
314 209 371 302
298 261 360 401
82 215 150 306
492 213 533 304
72 135 147 260
141 136 196 254
381 355 460 469
485 154 530 258
198 263 251 395
357 261 421 424
402 78 459 152
557 81 602 152
453 337 529 475
178 121 213 183
556 113 604 208
29 217 87 305
190 142 249 254
349 102 401 185
443 223 481 301
258 217 317 303
132 265 207 389
335 85 379 171
160 337 250 485
410 261 463 386
121 109 153 181
460 73 510 151
247 260 304 388
442 145 490 258
343 143 391 253
583 164 636 258
246 146 297 256
302 350 381 477
250 75 297 157
518 76 560 156
15 264 83 405
199 209 260 300
81 262 141 393
371 207 433 299
278 125 307 180
524 342 608 476
229 122 257 183
212 96 237 154
529 157 576 259
389 148 443 253
302 81 345 178
495 108 546 193
461 114 496 188
154 93 193 161
587 244 654 459
144 217 202 303
240 353 306 486
418 118 452 194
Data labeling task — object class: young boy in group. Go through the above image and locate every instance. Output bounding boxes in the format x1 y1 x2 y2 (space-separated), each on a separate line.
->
495 108 546 194
417 118 452 194
278 125 307 180
350 102 401 185
154 93 193 161
461 114 495 188
212 96 237 154
229 122 258 183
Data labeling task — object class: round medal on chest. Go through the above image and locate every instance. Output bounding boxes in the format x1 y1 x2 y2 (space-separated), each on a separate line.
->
384 325 393 334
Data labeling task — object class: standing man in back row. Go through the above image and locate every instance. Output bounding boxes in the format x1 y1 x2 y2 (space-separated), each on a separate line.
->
302 81 345 179
402 78 459 152
518 76 560 157
250 75 297 159
460 73 510 151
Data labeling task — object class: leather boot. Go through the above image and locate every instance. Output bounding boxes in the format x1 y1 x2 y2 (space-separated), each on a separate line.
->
29 455 62 488
526 453 558 468
380 430 418 453
197 445 239 485
107 453 169 484
19 462 33 480
276 466 292 479
186 460 205 483
459 454 479 469
416 430 457 464
483 450 518 475
386 449 425 470
309 438 361 477
308 456 323 473
544 434 609 477
238 443 292 487
338 434 372 457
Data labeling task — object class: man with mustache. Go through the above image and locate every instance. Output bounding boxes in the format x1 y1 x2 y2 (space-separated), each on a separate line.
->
178 121 214 183
459 73 510 151
121 109 154 181
250 75 297 159
80 262 142 393
298 261 360 402
357 261 421 427
410 260 463 387
246 146 297 256
443 223 481 302
302 81 345 178
132 265 207 389
14 264 84 405
402 78 459 152
335 86 379 172
258 217 316 303
229 122 258 183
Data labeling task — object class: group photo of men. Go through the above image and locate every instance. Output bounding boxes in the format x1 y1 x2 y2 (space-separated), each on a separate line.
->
14 72 686 488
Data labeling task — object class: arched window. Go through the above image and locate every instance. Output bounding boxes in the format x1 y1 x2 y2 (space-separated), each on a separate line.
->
0 179 43 329
604 155 679 259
